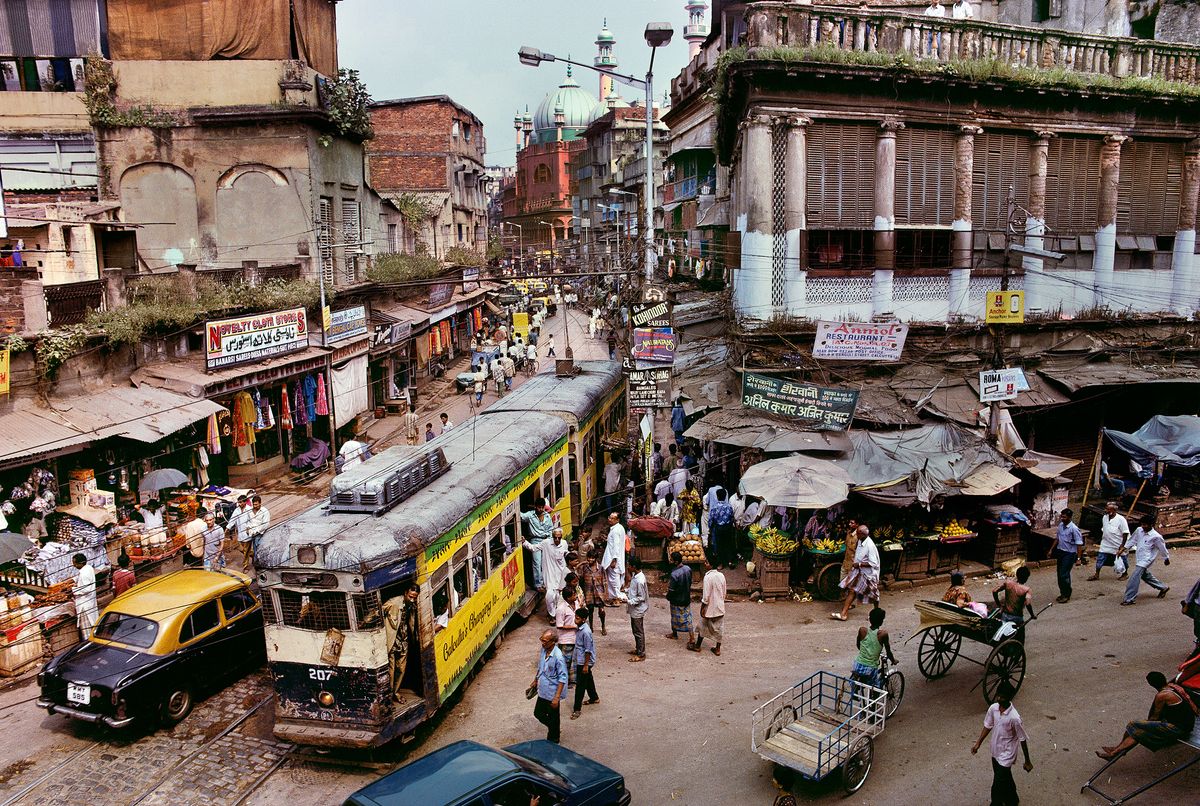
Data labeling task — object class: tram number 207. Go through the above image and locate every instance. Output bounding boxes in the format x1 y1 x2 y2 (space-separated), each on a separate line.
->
309 668 335 682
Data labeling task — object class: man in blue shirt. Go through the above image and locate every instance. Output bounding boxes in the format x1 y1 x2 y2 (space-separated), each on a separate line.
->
671 400 686 445
529 628 568 743
708 489 736 570
1054 508 1085 603
666 551 693 641
571 607 599 719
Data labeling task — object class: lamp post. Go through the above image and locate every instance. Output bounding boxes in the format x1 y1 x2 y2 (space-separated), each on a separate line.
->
598 203 625 272
519 21 673 282
503 221 523 274
538 219 556 273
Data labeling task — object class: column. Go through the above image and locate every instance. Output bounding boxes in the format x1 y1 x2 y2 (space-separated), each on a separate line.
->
1023 132 1054 312
872 119 903 316
736 113 774 319
949 125 982 319
783 116 811 317
1094 134 1128 304
1171 140 1200 315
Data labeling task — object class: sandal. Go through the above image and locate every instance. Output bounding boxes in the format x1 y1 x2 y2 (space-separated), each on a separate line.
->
830 613 847 621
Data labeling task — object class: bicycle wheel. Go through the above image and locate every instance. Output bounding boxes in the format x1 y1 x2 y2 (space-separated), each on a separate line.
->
884 669 905 718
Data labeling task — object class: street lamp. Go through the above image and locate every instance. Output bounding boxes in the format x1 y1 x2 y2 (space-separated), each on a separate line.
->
538 220 556 273
518 21 672 281
502 222 524 274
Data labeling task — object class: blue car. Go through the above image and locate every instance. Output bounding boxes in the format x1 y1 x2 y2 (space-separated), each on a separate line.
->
343 740 630 806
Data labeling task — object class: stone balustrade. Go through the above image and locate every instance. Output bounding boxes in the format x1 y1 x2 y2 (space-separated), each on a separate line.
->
744 3 1200 86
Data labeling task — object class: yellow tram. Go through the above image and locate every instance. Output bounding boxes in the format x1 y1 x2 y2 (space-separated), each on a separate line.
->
255 363 624 748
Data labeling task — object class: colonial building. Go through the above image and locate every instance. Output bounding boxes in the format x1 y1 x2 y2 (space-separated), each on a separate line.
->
715 2 1200 322
367 95 489 259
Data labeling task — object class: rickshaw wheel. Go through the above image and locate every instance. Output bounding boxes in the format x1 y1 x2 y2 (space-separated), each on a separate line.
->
841 736 874 794
816 563 843 601
982 639 1027 704
917 626 962 679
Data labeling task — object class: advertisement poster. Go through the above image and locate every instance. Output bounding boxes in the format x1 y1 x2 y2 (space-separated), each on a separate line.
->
631 327 678 364
627 367 671 409
813 320 908 361
985 290 1025 324
328 306 368 343
462 266 480 293
205 308 307 370
741 372 859 431
631 301 672 329
978 368 1027 403
428 283 454 308
0 349 8 395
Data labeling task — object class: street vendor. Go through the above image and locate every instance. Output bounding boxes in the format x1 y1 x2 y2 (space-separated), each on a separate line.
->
992 566 1036 627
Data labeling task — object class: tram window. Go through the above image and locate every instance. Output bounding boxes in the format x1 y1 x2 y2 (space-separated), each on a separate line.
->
432 581 451 632
278 589 351 632
352 591 383 629
452 563 470 608
503 513 518 549
553 458 565 501
470 533 488 590
489 531 507 573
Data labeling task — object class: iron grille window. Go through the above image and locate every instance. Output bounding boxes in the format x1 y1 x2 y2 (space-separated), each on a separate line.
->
352 592 383 630
261 589 278 624
318 196 334 286
277 589 351 632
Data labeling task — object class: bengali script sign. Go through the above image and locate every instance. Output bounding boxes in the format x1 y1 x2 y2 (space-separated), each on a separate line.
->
205 308 307 370
631 327 678 364
741 372 858 431
813 320 908 361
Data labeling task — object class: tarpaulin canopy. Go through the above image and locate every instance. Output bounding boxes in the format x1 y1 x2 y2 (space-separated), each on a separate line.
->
1103 415 1200 468
1014 450 1081 480
684 408 850 453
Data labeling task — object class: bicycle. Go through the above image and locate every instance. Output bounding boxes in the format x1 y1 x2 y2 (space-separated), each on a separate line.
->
837 655 904 720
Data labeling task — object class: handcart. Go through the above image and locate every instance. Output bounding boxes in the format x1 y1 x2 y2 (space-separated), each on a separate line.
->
906 600 1046 704
751 670 886 795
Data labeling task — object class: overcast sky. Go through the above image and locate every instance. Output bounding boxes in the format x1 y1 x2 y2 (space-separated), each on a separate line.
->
337 0 698 166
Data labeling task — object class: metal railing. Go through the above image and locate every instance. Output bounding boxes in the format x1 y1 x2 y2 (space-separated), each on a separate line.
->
44 279 103 326
745 4 1200 85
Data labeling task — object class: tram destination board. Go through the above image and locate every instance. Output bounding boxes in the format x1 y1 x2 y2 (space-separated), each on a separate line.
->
628 367 671 409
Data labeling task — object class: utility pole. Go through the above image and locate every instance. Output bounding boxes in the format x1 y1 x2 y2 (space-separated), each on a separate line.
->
987 185 1017 443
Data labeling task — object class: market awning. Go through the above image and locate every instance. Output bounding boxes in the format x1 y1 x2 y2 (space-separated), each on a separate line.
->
1014 450 1081 480
1103 415 1200 467
1038 357 1200 393
684 408 851 453
131 345 330 399
0 386 225 469
668 119 714 156
959 464 1021 497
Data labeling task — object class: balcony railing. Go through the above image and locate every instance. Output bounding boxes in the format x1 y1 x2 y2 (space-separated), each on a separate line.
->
744 3 1200 86
45 280 103 326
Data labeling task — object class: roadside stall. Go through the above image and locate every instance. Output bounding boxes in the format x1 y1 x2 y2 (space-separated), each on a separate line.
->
1101 415 1200 536
1014 450 1081 560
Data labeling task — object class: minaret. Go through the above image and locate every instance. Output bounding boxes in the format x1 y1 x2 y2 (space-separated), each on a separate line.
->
514 110 523 150
684 1 709 60
594 18 618 101
521 105 533 148
554 100 565 142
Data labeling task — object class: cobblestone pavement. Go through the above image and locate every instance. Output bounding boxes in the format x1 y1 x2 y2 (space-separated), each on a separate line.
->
0 671 290 806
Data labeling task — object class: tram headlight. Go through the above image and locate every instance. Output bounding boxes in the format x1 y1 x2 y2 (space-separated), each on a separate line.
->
318 690 336 707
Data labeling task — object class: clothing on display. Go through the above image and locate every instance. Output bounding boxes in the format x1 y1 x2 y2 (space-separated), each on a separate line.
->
280 383 293 430
315 373 329 417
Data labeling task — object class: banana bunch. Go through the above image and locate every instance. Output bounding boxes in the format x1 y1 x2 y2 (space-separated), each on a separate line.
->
807 537 846 553
754 527 799 556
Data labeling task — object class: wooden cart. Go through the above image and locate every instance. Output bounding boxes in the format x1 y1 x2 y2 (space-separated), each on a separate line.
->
906 600 1033 704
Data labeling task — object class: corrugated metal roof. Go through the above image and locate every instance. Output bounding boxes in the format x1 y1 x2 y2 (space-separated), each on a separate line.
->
0 386 225 468
1038 357 1200 393
131 346 330 399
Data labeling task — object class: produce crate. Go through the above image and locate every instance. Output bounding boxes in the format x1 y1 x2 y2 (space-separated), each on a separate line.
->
752 548 792 597
895 536 937 580
974 523 1025 568
1135 496 1194 536
633 540 665 566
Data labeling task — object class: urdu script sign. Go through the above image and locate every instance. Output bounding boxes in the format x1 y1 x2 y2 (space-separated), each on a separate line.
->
205 308 308 370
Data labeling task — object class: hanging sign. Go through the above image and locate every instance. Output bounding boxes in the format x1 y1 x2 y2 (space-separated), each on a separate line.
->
985 291 1025 324
462 266 480 293
741 371 858 431
627 367 671 409
631 327 678 364
205 307 308 370
979 368 1027 403
328 306 368 343
813 320 908 361
631 301 672 329
428 282 454 308
0 349 9 395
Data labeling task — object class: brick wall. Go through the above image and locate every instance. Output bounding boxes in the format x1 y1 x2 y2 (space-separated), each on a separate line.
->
367 98 486 192
0 265 36 332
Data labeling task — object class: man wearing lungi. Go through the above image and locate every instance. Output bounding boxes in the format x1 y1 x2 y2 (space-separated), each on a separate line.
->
665 551 693 641
832 525 879 621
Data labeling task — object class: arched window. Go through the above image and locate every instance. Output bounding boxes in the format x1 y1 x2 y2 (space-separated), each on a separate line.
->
534 164 551 184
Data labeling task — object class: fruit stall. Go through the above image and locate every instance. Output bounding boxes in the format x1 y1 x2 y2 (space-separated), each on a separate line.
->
801 532 847 601
749 526 798 599
839 504 979 581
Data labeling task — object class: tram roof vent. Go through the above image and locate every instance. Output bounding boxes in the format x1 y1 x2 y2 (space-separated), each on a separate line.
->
328 447 450 515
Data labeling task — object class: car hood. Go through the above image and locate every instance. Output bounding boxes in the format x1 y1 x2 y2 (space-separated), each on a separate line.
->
504 740 621 792
52 641 158 686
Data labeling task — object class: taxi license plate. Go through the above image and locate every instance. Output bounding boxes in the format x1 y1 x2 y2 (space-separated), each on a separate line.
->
67 683 90 705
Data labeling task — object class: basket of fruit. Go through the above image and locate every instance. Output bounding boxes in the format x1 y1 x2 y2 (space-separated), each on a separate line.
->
802 536 846 556
936 519 976 544
750 525 799 559
667 538 706 564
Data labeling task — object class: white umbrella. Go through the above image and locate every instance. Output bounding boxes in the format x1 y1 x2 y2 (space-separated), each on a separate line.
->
139 468 190 493
738 455 852 510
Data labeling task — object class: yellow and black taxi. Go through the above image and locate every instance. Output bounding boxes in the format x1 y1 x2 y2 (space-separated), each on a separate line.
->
37 569 264 729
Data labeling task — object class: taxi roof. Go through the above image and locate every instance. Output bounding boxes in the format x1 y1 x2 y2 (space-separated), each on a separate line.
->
106 569 249 620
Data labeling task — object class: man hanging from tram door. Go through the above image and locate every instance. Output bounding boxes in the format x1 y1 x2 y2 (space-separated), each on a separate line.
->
383 583 420 705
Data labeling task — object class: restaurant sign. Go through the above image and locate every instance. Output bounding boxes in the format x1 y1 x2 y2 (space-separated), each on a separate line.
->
205 307 307 370
631 327 678 364
627 367 671 409
741 371 858 431
328 306 368 343
813 320 908 361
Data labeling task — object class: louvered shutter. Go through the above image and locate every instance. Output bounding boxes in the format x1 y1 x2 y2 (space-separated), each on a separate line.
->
318 197 334 286
1045 136 1102 234
895 126 955 226
972 132 1031 234
806 122 878 229
1118 140 1183 236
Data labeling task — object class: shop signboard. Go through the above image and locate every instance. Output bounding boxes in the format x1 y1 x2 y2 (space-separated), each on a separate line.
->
328 306 368 343
978 367 1027 403
985 290 1025 323
642 284 667 303
813 320 908 361
741 371 858 431
0 349 8 395
627 367 671 409
462 266 480 293
631 301 672 329
428 282 454 308
631 327 678 364
205 307 307 370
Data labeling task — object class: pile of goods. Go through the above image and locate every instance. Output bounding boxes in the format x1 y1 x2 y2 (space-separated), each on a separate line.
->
667 537 705 564
750 525 799 558
936 519 973 539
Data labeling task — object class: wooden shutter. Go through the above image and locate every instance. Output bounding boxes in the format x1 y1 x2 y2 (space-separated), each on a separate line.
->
971 132 1031 234
806 122 878 229
318 196 333 285
1118 140 1183 236
1045 136 1102 234
895 126 955 226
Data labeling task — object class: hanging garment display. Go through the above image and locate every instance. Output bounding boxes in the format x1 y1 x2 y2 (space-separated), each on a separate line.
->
206 413 222 454
252 389 266 430
280 383 293 430
439 320 452 353
302 375 318 422
232 391 257 447
316 373 329 417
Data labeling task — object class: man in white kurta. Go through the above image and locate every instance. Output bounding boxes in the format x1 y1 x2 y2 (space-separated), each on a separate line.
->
72 554 99 639
601 512 627 599
833 525 880 621
526 529 570 617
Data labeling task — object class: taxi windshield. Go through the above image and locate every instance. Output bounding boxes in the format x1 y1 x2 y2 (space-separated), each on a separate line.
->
93 612 160 649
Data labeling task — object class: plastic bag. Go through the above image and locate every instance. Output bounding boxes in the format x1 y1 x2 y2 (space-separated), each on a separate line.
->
1114 555 1127 576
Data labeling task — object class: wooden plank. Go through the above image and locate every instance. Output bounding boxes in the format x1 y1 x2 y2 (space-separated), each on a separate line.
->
764 732 822 771
782 721 828 743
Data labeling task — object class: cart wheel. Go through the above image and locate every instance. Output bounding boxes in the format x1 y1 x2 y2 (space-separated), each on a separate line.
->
816 563 843 601
884 670 905 719
982 639 1027 704
841 736 874 795
917 627 962 680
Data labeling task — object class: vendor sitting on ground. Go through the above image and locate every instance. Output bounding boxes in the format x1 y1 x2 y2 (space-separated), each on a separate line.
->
1096 671 1198 760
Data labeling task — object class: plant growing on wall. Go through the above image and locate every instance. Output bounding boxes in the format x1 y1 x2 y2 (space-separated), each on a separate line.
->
34 326 89 381
445 246 484 268
392 193 436 223
321 68 373 140
367 253 443 284
82 55 177 130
